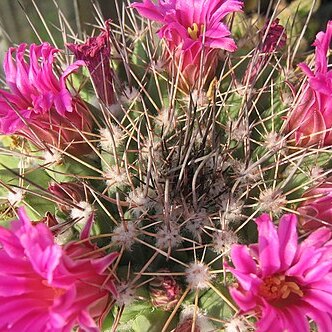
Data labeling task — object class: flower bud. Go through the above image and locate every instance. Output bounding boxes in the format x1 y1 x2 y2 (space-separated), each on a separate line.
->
67 20 115 106
174 318 200 332
243 18 286 85
298 177 332 230
48 182 86 214
287 21 332 147
149 269 182 311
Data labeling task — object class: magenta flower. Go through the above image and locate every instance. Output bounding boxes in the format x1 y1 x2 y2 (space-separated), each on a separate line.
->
298 177 332 231
132 0 243 90
67 21 115 106
226 213 332 332
0 207 118 331
0 42 93 154
287 21 332 146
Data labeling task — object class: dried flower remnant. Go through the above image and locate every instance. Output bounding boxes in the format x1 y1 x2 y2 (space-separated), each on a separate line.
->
174 318 201 332
226 213 332 332
149 269 182 311
243 18 286 85
0 207 118 331
132 0 243 91
0 43 93 155
287 21 332 147
67 21 115 106
48 181 86 214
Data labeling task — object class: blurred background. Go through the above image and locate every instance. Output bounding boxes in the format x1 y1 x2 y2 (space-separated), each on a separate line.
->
0 0 120 47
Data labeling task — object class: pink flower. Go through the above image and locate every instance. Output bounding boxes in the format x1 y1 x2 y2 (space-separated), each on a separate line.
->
132 0 243 90
0 43 93 155
243 19 286 85
297 177 332 231
0 207 118 331
67 21 115 106
226 213 332 332
287 21 332 147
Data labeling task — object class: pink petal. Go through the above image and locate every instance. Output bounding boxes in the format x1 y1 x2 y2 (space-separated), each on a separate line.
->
278 214 298 270
255 214 281 276
80 214 94 240
303 260 332 283
256 305 284 332
310 275 332 293
229 287 258 312
304 289 332 312
306 306 332 332
230 244 257 274
302 227 331 249
287 247 319 278
313 20 332 74
299 62 314 78
210 0 243 23
131 0 166 22
91 252 119 274
282 307 310 332
77 310 99 332
0 297 48 329
225 264 261 291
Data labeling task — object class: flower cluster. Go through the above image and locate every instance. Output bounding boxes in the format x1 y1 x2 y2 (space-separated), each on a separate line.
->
1 2 332 332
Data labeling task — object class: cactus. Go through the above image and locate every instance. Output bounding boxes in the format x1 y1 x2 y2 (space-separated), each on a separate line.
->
1 0 332 331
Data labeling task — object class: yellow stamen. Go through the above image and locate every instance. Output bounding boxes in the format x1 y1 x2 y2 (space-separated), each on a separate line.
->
281 281 304 299
259 275 304 302
207 77 218 101
187 23 200 40
42 280 66 298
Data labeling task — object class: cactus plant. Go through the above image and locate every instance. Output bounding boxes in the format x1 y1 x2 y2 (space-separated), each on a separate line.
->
1 0 332 331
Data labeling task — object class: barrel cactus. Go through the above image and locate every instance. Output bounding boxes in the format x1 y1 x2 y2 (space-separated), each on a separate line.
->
0 0 332 331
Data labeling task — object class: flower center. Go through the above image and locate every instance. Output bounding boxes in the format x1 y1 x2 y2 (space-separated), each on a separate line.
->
187 23 204 40
42 280 66 298
259 275 304 303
